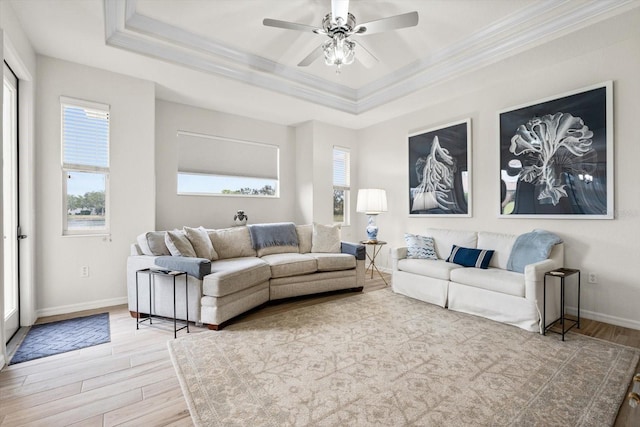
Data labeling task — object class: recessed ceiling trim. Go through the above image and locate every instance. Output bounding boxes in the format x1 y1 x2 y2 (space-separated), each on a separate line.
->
104 0 638 115
105 0 358 113
124 6 358 101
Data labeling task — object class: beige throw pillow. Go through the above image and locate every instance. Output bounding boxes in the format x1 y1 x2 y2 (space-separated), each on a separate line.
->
164 230 197 257
311 223 341 253
184 226 219 260
296 224 313 254
136 231 170 256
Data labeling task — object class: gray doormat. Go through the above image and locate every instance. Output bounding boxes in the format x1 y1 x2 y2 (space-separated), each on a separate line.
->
9 312 111 365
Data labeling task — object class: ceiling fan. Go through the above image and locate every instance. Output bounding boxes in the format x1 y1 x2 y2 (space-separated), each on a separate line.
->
263 0 419 73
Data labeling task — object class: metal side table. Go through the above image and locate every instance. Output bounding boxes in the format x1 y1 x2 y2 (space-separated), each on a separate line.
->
543 268 580 341
135 268 190 338
359 240 388 285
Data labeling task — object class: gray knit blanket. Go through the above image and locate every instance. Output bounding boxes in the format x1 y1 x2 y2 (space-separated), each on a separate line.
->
248 222 298 249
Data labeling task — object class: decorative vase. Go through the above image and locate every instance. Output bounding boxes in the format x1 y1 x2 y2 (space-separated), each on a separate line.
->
366 214 379 242
234 210 248 226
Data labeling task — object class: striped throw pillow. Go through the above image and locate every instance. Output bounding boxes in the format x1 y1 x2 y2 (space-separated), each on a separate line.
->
447 245 494 269
404 233 437 260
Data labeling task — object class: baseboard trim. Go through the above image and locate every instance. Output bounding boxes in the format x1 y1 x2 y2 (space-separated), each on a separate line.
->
565 305 640 331
36 297 128 319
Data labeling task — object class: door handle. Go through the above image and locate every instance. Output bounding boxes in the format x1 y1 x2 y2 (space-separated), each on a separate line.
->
17 235 27 240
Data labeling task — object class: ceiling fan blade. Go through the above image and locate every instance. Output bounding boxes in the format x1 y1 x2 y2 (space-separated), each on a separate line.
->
354 11 419 35
354 40 378 68
298 46 324 67
263 18 325 34
331 0 350 24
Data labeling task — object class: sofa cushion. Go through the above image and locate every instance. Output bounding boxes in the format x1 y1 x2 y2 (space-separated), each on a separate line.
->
450 267 525 297
184 226 219 260
296 224 313 254
260 253 318 278
203 257 271 297
447 245 494 269
404 233 437 260
477 231 516 270
397 258 463 281
208 227 257 259
137 231 170 256
164 230 197 257
311 223 341 253
308 253 356 272
426 228 477 260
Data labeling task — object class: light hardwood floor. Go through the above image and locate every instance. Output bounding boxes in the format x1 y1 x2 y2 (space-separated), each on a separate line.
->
1 274 638 426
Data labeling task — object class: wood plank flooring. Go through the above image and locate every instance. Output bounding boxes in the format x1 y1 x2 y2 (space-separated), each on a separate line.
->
1 274 638 426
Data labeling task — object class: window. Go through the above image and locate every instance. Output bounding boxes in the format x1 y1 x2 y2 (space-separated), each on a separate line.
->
61 97 110 235
176 131 279 197
333 146 350 225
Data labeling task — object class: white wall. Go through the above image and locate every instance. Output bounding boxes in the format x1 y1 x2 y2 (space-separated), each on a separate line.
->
356 12 640 329
294 121 359 242
35 57 155 316
155 100 296 230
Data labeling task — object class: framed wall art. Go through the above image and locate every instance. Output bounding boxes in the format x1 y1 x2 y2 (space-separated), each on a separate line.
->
499 81 613 219
408 119 471 217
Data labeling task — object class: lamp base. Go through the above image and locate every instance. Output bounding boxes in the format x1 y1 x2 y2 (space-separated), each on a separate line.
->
366 215 379 242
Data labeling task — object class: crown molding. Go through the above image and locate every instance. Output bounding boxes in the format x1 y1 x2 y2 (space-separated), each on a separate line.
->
104 0 638 115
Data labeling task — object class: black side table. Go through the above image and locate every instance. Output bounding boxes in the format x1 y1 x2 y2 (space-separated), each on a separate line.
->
135 268 190 338
543 268 580 341
359 240 388 285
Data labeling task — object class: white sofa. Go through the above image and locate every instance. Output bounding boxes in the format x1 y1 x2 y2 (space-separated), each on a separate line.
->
127 224 365 330
391 228 564 333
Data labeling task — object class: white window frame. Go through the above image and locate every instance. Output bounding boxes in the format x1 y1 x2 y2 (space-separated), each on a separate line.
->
333 146 351 226
61 96 110 236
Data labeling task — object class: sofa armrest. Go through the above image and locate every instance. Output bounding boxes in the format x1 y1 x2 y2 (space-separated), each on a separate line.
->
390 247 408 271
341 241 365 260
523 243 564 333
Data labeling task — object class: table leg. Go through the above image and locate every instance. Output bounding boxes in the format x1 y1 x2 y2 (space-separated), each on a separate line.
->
560 278 565 342
543 275 547 335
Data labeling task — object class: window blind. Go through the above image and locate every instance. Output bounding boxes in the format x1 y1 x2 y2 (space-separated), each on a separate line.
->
178 132 278 180
62 101 109 169
333 147 350 188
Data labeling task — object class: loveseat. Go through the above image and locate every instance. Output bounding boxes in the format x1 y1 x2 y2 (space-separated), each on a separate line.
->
391 228 564 333
127 223 365 330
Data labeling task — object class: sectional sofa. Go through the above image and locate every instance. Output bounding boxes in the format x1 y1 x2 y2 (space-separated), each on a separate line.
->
127 223 365 330
391 228 564 333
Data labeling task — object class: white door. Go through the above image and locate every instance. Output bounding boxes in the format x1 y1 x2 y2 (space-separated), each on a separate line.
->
3 62 19 342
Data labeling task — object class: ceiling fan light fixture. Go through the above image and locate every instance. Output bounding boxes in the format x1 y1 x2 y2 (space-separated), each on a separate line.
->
322 32 355 73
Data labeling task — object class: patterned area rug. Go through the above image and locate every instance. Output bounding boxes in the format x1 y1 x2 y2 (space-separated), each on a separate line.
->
168 289 638 426
10 313 110 365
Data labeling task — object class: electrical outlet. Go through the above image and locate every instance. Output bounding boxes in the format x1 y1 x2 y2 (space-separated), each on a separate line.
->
588 272 598 284
80 266 90 278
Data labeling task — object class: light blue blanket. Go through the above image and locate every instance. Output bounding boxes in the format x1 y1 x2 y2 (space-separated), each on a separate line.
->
507 229 563 273
248 222 298 250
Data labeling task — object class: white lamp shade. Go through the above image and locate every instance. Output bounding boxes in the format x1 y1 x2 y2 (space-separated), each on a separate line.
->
356 189 388 214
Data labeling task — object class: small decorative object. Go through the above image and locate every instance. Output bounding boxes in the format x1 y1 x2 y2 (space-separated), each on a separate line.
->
233 210 248 226
356 189 387 242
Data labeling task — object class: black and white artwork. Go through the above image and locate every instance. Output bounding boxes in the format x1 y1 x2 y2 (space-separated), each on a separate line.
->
409 119 471 216
499 82 613 218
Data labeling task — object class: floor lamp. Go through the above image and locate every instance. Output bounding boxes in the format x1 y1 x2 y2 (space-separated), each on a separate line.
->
356 189 388 243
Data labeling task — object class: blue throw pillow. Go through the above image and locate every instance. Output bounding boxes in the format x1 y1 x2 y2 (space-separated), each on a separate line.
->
447 245 494 269
507 229 563 273
404 233 437 260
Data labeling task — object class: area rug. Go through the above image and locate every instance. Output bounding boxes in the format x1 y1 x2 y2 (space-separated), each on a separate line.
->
168 289 638 426
10 312 110 365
